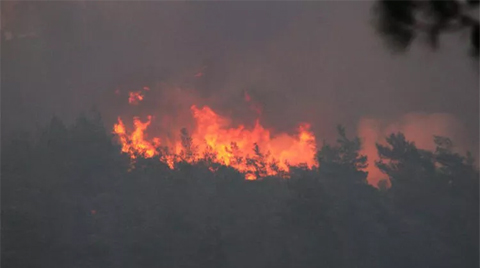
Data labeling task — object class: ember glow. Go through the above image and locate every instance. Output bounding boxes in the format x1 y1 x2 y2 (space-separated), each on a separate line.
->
113 87 317 179
128 91 144 105
244 91 262 115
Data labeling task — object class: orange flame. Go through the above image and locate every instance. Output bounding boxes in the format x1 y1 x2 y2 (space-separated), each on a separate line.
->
113 104 317 180
114 116 158 158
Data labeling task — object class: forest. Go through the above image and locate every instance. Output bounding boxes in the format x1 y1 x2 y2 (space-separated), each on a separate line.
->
2 111 478 268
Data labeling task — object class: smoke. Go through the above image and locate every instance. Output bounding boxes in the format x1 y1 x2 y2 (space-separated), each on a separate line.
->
2 1 478 164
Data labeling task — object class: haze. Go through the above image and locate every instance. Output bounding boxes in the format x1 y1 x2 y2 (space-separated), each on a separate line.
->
2 2 479 268
3 1 478 148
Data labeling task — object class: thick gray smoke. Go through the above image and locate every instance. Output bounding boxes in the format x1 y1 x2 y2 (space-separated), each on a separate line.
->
2 1 478 155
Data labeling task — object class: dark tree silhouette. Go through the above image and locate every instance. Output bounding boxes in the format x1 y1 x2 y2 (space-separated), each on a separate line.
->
2 114 478 268
373 0 479 57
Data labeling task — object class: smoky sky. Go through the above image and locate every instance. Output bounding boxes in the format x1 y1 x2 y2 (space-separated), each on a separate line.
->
2 1 478 151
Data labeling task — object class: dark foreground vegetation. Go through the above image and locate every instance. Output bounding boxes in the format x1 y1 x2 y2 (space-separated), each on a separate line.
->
2 112 478 268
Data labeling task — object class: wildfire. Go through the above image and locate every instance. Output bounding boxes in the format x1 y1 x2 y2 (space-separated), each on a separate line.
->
113 90 317 179
114 115 159 158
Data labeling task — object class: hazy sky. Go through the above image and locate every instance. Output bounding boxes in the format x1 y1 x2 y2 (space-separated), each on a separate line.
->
2 1 478 153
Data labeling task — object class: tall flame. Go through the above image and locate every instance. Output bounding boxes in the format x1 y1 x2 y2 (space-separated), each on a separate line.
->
113 101 317 179
114 116 160 158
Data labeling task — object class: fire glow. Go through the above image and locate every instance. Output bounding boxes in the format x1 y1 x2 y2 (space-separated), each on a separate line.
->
113 88 317 180
128 91 144 105
112 85 470 183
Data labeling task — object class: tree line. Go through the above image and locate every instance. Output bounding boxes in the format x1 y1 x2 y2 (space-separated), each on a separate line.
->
2 112 478 268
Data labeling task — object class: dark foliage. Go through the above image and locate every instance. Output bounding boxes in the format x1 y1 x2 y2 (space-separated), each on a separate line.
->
373 0 480 58
2 115 478 268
